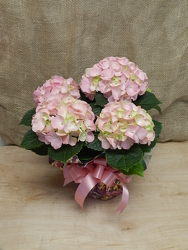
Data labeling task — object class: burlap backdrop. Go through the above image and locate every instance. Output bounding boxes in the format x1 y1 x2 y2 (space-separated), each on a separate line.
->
0 0 188 145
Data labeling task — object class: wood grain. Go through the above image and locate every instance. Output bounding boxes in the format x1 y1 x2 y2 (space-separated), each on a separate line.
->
0 143 188 250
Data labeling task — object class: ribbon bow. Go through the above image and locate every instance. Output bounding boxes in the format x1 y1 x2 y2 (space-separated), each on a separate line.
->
63 158 132 213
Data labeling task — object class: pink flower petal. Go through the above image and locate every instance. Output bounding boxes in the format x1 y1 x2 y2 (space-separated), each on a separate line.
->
131 94 138 101
69 136 77 146
61 134 70 145
139 138 148 145
135 70 146 81
51 75 64 84
51 115 64 130
99 80 110 93
72 103 88 113
43 123 53 133
32 113 46 132
64 120 78 133
69 88 80 99
101 69 114 80
139 82 147 95
125 126 139 140
147 131 155 141
123 110 132 120
84 119 96 131
100 59 110 69
121 138 134 149
135 116 147 126
97 117 110 131
43 79 51 88
33 89 41 105
60 85 68 94
106 137 117 149
66 78 74 85
80 77 92 93
111 88 121 100
136 127 147 140
45 130 63 149
89 66 101 77
86 131 94 142
118 58 129 66
101 137 111 149
126 80 139 97
111 62 120 71
36 132 50 145
128 62 136 70
58 106 68 118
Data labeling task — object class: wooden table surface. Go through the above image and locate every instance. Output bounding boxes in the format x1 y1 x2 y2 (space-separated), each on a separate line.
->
0 142 188 250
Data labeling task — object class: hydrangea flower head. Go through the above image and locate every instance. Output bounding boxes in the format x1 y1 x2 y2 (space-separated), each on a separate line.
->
32 95 96 149
95 101 155 150
80 56 148 102
33 75 80 105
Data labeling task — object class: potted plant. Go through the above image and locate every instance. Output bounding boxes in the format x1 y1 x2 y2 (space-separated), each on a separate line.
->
20 56 162 213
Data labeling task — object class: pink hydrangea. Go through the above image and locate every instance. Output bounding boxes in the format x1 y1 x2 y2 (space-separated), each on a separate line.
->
79 56 148 102
95 101 155 150
32 96 96 149
33 75 80 105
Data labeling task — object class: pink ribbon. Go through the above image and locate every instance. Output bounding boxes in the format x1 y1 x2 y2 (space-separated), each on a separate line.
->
63 158 132 214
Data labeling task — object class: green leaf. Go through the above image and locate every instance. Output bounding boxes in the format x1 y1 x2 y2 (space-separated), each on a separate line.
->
153 119 162 138
154 105 161 114
19 108 36 126
20 129 44 149
31 144 49 156
141 159 147 171
133 92 161 113
90 103 102 116
128 161 144 177
77 146 103 163
95 92 108 107
105 145 143 173
48 142 84 165
85 133 104 151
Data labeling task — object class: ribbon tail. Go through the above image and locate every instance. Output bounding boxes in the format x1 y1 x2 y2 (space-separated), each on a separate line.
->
114 183 129 214
63 177 73 187
75 173 98 208
63 165 73 186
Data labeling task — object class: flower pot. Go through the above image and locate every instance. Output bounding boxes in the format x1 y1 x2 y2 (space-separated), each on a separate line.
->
89 178 123 200
49 149 153 201
49 157 130 201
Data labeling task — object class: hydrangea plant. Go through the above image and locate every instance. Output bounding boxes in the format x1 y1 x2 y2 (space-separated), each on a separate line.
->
20 57 162 177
